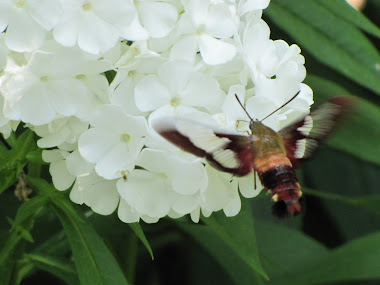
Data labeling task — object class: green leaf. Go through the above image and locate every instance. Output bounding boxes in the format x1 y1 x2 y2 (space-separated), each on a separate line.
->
304 187 380 218
51 197 129 285
267 0 380 95
255 220 328 279
26 175 56 196
0 200 38 284
128 223 154 260
179 223 263 285
0 130 36 195
27 253 79 285
305 74 352 100
272 231 380 284
318 0 380 38
179 199 267 283
305 75 380 167
12 196 48 229
26 149 46 165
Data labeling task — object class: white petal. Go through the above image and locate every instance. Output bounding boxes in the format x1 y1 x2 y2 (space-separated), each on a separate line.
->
27 0 63 30
84 179 119 215
117 170 172 218
190 207 201 223
12 85 56 125
136 148 170 173
205 3 237 38
199 34 236 65
42 149 67 163
134 75 171 112
181 72 223 110
111 76 145 116
119 15 149 41
237 173 263 198
5 11 46 52
238 0 269 15
70 180 85 205
53 17 80 47
158 61 194 95
171 194 200 215
65 149 94 177
77 13 119 54
223 190 241 217
78 128 118 163
202 165 237 212
137 1 178 38
95 142 140 179
118 198 140 223
140 215 160 224
170 35 199 64
169 159 207 195
49 79 88 117
50 160 75 191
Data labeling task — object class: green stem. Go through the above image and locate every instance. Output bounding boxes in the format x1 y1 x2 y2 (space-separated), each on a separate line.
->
28 162 42 178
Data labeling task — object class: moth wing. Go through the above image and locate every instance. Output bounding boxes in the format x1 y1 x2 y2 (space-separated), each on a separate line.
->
152 118 254 176
279 96 353 166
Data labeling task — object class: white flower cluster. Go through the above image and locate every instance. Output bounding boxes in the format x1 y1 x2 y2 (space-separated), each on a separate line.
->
0 0 313 223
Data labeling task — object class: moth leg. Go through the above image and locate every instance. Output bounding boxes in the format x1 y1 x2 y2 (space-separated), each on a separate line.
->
253 170 257 190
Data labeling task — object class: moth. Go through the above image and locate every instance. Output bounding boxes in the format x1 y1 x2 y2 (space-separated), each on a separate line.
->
152 93 352 217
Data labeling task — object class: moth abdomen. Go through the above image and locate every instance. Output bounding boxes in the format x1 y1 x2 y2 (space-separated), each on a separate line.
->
256 156 302 217
259 164 298 190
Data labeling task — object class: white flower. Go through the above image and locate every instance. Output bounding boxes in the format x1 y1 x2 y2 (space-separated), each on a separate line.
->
200 165 241 217
134 0 179 38
134 60 223 117
32 116 89 148
237 0 270 15
78 104 147 180
2 43 112 125
171 0 238 65
0 34 8 71
241 16 306 101
0 0 315 223
70 172 119 215
118 197 140 223
117 148 207 221
53 0 141 54
0 0 62 52
42 148 94 191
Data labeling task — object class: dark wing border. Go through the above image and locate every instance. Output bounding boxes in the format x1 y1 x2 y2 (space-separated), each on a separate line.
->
279 96 354 166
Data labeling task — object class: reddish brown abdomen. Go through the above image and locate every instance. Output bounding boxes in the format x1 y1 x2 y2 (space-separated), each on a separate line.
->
254 154 302 217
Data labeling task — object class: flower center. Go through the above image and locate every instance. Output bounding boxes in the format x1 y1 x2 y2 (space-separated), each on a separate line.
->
40 76 49 82
16 0 25 8
157 172 168 180
76 74 86 80
82 2 92 11
170 97 180 107
196 24 206 36
121 134 130 142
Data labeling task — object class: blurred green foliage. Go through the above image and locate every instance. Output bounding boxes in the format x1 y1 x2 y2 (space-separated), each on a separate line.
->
2 0 380 284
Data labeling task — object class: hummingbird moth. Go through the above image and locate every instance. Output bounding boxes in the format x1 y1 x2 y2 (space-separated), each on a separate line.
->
152 92 352 217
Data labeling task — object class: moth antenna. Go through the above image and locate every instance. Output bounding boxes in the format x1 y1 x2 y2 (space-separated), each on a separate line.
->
234 94 254 122
261 90 301 122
